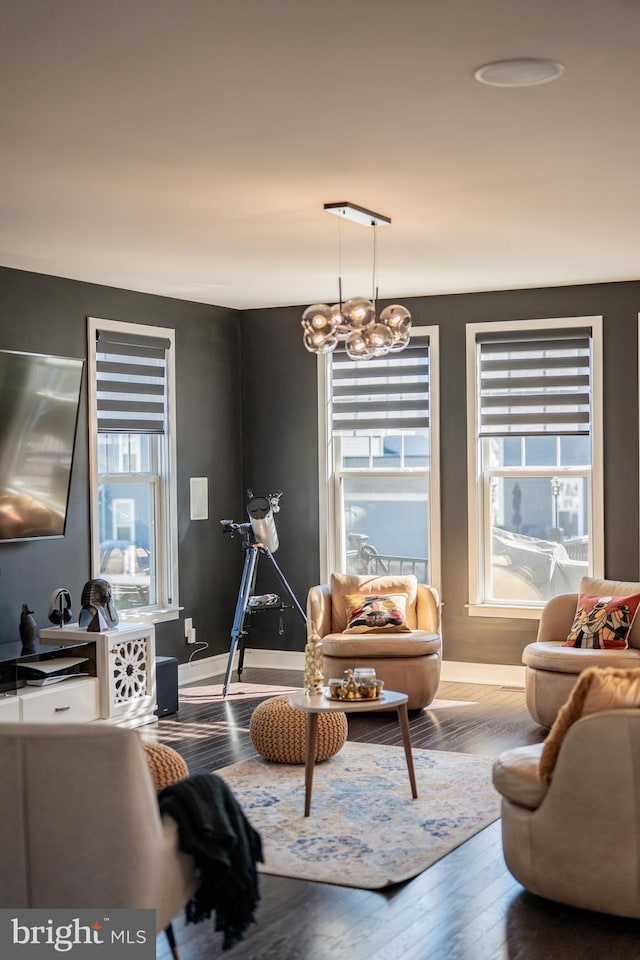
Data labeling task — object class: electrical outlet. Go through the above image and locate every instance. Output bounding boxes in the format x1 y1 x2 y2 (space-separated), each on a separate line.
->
184 618 193 641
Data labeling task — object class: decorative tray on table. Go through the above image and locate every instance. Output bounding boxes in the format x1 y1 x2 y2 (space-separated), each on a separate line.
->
323 679 385 702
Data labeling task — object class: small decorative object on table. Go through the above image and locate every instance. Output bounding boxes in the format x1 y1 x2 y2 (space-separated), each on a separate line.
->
327 668 384 700
19 604 39 655
79 578 119 632
303 620 324 696
47 588 73 627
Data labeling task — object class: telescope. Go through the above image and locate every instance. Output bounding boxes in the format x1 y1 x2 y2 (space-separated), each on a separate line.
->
246 491 280 553
220 490 281 554
220 491 306 696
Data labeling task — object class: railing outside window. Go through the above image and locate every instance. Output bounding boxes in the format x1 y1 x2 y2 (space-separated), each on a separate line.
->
346 532 429 582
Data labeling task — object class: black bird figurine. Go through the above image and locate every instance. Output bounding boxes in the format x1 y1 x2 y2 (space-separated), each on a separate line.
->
19 604 39 655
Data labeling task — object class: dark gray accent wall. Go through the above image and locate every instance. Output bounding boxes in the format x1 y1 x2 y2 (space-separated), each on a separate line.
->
239 306 320 651
240 282 640 665
0 267 243 662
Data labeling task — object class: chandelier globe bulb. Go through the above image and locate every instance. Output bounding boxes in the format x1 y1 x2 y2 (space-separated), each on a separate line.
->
388 331 411 352
364 323 393 354
303 328 338 354
329 303 351 340
345 330 374 361
379 304 412 337
301 303 336 337
342 297 376 330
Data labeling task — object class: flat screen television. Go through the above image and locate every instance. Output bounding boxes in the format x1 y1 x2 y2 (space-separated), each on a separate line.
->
0 349 84 541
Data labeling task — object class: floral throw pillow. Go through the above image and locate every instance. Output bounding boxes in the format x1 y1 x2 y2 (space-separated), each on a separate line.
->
343 594 411 634
563 593 640 650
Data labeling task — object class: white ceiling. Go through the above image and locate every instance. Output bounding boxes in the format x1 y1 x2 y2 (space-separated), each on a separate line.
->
2 0 640 310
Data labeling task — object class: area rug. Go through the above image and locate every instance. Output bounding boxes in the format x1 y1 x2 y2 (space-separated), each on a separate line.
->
178 681 299 703
216 741 501 889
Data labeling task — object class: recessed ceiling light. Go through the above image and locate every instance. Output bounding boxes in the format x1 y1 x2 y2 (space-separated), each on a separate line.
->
474 58 565 87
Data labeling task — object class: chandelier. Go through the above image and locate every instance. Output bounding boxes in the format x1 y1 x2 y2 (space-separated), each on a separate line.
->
301 202 412 360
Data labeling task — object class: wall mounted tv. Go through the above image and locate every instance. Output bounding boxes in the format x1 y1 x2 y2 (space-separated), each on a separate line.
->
0 349 84 542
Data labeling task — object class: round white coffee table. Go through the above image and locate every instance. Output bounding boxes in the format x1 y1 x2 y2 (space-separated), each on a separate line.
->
289 688 418 816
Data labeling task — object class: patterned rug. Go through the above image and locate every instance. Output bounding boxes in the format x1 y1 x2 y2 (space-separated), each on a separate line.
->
216 741 501 889
178 681 299 703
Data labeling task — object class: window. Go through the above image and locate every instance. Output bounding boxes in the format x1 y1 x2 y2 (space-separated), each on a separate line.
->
318 328 440 590
87 318 179 621
466 317 603 618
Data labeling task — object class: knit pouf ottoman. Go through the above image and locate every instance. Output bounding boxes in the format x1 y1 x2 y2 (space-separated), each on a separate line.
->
250 694 347 764
143 741 189 792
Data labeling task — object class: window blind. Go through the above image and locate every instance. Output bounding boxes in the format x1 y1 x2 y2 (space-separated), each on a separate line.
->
331 338 429 434
477 327 592 437
95 329 170 434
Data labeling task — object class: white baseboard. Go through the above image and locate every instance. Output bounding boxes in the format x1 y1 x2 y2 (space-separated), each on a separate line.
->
177 653 227 685
440 660 525 688
177 649 524 689
243 648 305 671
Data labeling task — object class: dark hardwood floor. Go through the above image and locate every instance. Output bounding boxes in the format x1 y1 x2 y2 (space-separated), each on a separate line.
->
147 669 640 960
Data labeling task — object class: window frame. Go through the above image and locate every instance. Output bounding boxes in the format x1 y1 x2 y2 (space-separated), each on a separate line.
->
466 316 604 620
638 314 640 579
317 324 441 594
87 316 179 623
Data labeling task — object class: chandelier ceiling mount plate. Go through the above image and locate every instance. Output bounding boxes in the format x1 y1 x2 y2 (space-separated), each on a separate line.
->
323 201 391 228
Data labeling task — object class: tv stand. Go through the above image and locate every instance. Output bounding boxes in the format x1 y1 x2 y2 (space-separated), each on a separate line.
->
0 637 99 725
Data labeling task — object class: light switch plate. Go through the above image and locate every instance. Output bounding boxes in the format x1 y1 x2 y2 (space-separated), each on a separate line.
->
190 477 209 520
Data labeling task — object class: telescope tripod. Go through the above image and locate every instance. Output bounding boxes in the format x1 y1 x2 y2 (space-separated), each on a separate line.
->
223 535 307 697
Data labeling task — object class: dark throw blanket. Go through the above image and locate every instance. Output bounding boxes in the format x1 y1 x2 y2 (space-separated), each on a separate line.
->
158 773 263 950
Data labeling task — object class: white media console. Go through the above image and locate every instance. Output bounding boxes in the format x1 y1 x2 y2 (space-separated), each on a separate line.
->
0 622 157 728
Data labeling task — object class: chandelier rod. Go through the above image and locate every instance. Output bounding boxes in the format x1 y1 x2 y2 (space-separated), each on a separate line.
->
372 222 378 308
337 213 343 311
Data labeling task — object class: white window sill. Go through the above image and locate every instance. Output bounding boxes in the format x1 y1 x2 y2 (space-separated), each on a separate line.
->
119 606 181 626
467 603 542 621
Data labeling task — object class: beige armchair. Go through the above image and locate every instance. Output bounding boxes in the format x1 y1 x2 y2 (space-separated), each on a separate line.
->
492 708 640 917
307 573 441 710
0 723 197 951
523 576 640 728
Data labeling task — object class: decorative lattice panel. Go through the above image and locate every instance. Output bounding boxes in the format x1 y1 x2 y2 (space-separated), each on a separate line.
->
111 639 149 704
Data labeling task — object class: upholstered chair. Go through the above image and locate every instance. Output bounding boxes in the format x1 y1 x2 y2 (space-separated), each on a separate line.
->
493 699 640 917
307 573 441 710
0 723 197 954
522 576 640 728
